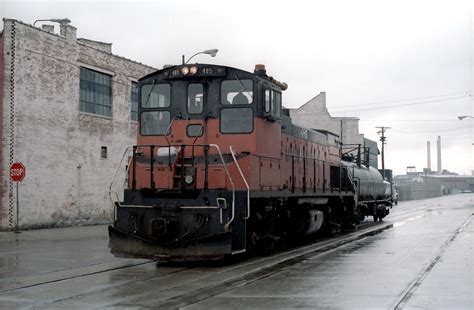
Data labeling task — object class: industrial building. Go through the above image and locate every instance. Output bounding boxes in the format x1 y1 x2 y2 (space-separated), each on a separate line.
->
290 92 380 168
0 18 155 230
393 136 474 200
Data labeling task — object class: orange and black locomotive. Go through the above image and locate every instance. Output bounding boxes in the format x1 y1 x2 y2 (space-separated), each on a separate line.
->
108 63 391 261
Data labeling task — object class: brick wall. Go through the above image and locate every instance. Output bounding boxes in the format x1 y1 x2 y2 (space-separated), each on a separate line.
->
0 32 4 223
1 19 155 229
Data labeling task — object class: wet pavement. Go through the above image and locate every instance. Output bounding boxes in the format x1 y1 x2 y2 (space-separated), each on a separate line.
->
0 194 473 309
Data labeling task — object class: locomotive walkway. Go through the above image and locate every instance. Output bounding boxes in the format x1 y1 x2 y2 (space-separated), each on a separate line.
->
0 194 472 309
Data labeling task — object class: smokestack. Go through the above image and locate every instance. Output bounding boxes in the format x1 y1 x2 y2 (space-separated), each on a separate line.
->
437 136 442 173
427 141 431 171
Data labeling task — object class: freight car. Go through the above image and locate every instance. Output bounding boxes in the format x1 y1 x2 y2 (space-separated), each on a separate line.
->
108 64 392 261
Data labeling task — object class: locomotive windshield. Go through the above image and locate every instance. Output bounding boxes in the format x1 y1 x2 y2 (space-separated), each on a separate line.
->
221 79 253 105
219 79 254 133
141 111 170 135
139 68 257 136
141 83 170 108
220 107 253 133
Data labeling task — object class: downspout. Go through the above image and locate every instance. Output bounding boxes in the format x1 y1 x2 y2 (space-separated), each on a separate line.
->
7 21 16 231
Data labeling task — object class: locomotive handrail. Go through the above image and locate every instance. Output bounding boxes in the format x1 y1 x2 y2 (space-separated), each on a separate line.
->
208 144 236 230
347 167 360 196
109 145 134 220
164 116 179 147
230 146 250 220
121 142 237 229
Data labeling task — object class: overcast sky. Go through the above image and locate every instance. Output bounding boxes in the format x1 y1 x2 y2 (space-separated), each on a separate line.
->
2 0 473 175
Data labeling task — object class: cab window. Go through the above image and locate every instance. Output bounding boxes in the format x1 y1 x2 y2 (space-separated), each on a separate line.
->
271 90 281 118
140 111 170 135
141 83 170 108
264 88 282 119
221 80 253 105
220 108 253 133
264 89 271 112
187 83 204 114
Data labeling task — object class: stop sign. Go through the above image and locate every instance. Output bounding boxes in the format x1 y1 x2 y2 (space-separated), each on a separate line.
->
10 162 26 182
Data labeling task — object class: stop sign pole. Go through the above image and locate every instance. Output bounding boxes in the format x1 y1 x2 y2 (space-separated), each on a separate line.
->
10 162 25 233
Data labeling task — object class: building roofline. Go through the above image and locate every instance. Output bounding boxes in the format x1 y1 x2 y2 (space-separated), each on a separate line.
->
290 92 326 110
2 18 157 71
333 116 360 120
77 37 112 45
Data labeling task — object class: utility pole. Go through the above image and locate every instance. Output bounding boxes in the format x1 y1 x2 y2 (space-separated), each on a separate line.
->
376 126 390 179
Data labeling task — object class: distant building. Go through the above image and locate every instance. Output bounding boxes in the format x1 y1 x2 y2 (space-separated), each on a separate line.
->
393 173 442 201
289 92 379 168
0 18 155 230
395 165 474 199
423 174 474 194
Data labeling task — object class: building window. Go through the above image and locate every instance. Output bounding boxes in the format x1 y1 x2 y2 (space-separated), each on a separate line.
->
101 146 108 159
80 67 112 117
131 82 139 121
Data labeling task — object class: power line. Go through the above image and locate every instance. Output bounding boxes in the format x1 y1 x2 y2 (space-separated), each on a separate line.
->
360 119 462 122
330 91 469 108
391 125 472 134
331 95 468 113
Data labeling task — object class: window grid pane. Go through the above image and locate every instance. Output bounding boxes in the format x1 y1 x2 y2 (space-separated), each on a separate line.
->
131 82 139 121
79 67 112 117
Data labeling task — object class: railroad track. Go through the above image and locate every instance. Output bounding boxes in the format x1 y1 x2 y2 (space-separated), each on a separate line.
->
1 197 468 308
390 213 473 310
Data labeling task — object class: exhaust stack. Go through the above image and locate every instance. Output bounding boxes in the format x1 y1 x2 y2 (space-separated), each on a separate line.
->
437 136 442 173
427 141 431 171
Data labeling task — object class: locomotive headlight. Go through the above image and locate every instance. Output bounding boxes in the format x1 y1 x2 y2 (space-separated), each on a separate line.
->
181 66 190 75
185 175 194 185
189 66 198 75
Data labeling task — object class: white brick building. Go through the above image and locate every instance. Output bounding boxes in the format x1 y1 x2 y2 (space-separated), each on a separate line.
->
290 92 379 168
0 19 155 230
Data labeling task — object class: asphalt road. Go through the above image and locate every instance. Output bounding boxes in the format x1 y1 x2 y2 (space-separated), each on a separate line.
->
0 194 472 309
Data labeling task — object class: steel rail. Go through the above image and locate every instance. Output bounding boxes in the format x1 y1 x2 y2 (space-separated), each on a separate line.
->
391 214 473 309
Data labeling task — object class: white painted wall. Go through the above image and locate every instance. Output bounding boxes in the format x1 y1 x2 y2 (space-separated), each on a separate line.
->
1 19 155 229
289 92 379 167
289 92 364 145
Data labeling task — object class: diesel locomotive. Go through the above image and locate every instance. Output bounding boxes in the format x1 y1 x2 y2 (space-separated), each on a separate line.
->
108 63 392 261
